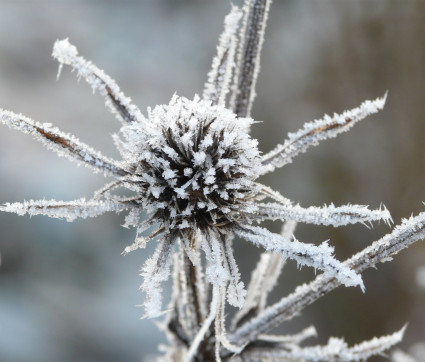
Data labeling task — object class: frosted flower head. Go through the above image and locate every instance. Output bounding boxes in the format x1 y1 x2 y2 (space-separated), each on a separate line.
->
119 95 261 233
0 34 391 321
2 3 422 360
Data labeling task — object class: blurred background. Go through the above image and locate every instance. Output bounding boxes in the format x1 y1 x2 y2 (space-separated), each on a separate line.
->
0 0 425 361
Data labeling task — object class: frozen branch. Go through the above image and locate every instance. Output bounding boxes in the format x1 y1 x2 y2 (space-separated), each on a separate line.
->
224 237 247 308
232 221 295 329
260 94 387 175
236 326 405 362
122 224 163 255
0 109 127 177
187 285 220 361
53 38 145 125
180 248 207 338
231 0 272 117
140 236 175 318
256 325 317 346
248 202 392 227
203 6 242 107
202 231 231 287
236 224 363 290
231 212 425 346
0 198 130 222
162 253 192 351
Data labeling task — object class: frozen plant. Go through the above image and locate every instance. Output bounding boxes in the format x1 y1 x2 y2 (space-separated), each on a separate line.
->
1 1 424 361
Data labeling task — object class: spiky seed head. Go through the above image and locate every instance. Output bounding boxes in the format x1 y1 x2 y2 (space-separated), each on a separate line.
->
119 95 261 232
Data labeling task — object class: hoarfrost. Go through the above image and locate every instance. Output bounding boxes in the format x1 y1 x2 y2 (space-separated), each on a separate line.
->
53 38 145 125
238 325 405 361
249 202 392 227
236 225 363 289
0 198 129 222
140 237 174 318
0 109 126 177
261 94 387 175
0 1 420 360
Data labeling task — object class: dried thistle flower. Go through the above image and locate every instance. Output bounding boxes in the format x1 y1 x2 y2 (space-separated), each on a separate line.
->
0 34 389 314
1 1 424 361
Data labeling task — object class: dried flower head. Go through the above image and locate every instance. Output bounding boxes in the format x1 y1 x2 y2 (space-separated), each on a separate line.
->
2 2 417 360
0 34 389 315
119 94 261 233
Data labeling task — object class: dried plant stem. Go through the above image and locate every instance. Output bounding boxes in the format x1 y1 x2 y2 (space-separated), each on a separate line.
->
187 285 220 361
231 0 271 117
230 212 425 346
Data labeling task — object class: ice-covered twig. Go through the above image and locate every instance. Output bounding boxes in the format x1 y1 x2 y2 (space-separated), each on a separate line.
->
140 236 175 318
260 94 387 175
231 212 425 345
248 202 392 227
257 325 317 346
237 326 405 362
0 109 127 177
215 287 245 360
201 231 231 287
53 38 145 125
236 224 363 289
93 179 126 199
232 221 295 330
179 248 206 338
0 198 130 222
164 238 208 357
93 175 142 200
231 0 272 117
223 237 247 308
203 6 242 107
162 253 192 350
255 182 292 204
186 285 220 361
122 225 163 255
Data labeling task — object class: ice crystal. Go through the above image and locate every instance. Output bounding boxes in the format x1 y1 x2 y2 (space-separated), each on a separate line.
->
1 1 424 361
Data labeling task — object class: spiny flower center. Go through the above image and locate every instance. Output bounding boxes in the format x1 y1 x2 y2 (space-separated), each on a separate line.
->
126 95 261 231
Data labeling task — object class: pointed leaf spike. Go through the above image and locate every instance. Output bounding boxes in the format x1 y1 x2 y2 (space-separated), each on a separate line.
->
203 5 242 106
247 201 392 227
236 225 364 289
0 109 128 177
52 38 145 125
0 198 130 222
140 237 174 318
261 94 388 175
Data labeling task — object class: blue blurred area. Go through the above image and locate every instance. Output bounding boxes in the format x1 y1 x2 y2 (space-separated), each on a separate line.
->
1 1 425 361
